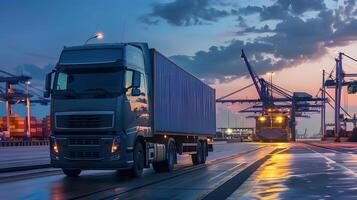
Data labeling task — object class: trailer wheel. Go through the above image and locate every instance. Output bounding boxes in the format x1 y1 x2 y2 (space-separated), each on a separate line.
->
130 142 144 177
152 141 176 172
201 141 207 164
62 169 81 177
191 141 203 165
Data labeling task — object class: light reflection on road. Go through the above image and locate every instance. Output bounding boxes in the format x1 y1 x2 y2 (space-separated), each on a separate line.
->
228 143 357 200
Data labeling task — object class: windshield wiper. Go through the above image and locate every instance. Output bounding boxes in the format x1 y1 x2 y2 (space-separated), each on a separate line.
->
84 88 113 98
84 88 110 93
55 89 79 98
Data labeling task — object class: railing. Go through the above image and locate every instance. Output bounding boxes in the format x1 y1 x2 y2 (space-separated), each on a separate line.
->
0 140 49 147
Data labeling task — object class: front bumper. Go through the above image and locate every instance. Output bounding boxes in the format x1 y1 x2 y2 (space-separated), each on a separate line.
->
50 135 133 170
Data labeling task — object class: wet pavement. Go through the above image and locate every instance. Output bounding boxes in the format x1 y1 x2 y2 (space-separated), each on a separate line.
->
0 142 268 200
228 143 357 200
1 142 356 200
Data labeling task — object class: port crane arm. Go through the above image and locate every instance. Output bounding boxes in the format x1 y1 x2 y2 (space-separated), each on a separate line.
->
241 49 263 100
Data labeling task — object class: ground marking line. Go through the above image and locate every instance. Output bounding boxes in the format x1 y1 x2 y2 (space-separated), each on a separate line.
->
304 145 357 178
208 163 245 181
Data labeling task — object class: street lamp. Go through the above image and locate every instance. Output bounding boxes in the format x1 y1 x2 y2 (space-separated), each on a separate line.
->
266 72 275 98
25 81 31 138
85 33 104 44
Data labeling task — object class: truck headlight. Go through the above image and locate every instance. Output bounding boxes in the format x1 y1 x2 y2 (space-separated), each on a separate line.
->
51 137 59 154
111 138 120 153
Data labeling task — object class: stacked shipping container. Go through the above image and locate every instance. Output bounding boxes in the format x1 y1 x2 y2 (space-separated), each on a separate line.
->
0 115 51 138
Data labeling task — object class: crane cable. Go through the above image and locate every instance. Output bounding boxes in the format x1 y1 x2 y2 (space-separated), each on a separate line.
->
324 90 351 118
217 83 254 100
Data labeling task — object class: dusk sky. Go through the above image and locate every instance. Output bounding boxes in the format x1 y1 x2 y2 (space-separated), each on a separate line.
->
1 0 356 136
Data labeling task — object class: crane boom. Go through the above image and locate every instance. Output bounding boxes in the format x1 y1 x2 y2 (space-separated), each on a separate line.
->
241 49 263 100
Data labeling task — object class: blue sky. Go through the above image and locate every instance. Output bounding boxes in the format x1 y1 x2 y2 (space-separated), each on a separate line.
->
1 0 356 136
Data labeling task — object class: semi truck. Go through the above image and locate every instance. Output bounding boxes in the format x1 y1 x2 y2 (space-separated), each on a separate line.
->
255 110 290 142
44 42 216 177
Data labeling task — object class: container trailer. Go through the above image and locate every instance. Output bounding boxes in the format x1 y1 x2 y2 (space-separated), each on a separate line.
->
44 42 216 177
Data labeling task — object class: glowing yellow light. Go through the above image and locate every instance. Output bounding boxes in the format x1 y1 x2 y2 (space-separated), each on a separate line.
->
164 134 167 139
266 72 275 76
53 144 59 153
258 116 266 122
111 138 119 153
276 143 286 149
96 33 104 39
226 128 233 135
267 108 272 112
275 116 284 123
111 145 118 153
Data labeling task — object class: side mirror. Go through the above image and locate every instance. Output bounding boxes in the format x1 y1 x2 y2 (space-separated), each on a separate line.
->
131 88 141 96
44 73 52 98
132 71 141 88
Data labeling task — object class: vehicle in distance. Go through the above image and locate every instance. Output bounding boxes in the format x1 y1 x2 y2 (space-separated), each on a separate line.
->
255 109 290 142
44 42 216 177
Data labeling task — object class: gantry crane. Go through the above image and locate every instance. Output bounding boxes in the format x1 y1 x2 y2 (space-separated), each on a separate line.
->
217 49 325 141
323 52 357 141
0 69 49 138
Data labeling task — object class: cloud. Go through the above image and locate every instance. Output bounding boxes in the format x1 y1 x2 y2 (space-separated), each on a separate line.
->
238 0 326 20
171 1 357 84
140 0 231 26
237 24 274 34
171 40 292 84
15 64 53 89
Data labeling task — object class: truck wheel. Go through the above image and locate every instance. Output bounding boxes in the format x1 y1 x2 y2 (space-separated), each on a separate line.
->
131 142 144 177
201 141 207 164
191 141 203 165
152 141 176 172
62 169 81 177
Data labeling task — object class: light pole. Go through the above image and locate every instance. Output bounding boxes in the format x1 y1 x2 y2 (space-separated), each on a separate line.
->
25 81 31 138
266 72 275 98
85 33 104 44
227 110 230 129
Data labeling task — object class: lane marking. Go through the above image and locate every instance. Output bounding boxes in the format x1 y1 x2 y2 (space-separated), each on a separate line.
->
208 163 245 181
304 145 357 178
201 149 277 200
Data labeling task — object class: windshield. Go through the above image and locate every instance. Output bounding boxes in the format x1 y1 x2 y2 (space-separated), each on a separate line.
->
53 67 124 99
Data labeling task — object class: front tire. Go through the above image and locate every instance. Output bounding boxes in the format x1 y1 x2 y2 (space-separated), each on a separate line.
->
62 169 81 177
130 142 144 177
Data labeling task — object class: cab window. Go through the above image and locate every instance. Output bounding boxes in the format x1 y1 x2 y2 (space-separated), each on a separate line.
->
125 46 145 70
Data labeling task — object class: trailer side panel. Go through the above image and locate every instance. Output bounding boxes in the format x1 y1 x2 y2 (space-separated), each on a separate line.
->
153 51 216 136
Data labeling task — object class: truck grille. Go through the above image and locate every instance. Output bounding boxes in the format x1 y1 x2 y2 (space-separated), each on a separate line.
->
55 112 114 129
66 151 100 160
69 138 100 146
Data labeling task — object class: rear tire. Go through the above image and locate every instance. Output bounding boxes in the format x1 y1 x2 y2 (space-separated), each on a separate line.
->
201 141 207 164
153 141 176 172
130 142 144 177
62 169 81 177
191 141 203 165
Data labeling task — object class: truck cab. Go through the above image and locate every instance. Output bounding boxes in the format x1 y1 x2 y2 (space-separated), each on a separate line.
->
46 43 153 176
